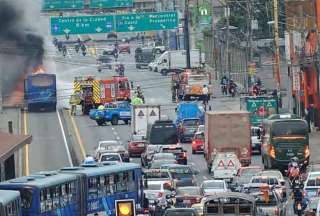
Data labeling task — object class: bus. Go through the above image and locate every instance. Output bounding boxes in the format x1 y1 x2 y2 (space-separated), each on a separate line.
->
203 192 256 215
60 162 143 216
24 73 57 111
0 172 81 215
261 114 309 170
0 190 22 216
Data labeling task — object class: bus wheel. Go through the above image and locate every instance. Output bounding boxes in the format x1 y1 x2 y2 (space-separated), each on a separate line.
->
97 120 105 126
111 116 119 125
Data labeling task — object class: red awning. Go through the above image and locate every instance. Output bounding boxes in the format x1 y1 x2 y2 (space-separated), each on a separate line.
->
0 131 32 162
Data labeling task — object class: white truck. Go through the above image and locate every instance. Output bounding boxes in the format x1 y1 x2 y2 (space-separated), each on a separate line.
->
131 105 161 137
148 49 205 75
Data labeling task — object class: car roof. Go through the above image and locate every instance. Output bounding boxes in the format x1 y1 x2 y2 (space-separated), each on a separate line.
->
100 152 121 156
98 140 118 145
202 179 225 184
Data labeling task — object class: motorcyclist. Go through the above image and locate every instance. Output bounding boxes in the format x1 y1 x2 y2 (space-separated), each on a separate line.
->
292 186 304 215
81 43 87 56
252 83 260 96
53 37 58 47
228 80 237 97
220 75 228 95
62 45 67 57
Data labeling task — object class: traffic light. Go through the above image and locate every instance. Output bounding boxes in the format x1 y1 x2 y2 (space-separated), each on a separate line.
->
115 199 135 216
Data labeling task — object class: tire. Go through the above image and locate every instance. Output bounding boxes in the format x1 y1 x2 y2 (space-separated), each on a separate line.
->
160 69 168 76
96 119 105 126
124 120 129 125
111 115 119 125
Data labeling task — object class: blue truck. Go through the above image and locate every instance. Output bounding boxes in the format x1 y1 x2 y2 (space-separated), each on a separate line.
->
24 73 57 111
176 102 204 142
89 101 131 126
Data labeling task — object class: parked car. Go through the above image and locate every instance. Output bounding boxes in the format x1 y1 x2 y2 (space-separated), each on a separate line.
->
128 134 146 157
141 145 162 167
200 180 228 196
89 101 131 126
175 186 202 208
192 132 204 154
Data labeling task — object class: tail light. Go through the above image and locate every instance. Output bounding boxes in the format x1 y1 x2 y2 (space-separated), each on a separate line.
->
192 141 196 145
144 208 149 214
269 146 276 159
304 145 310 158
196 197 201 202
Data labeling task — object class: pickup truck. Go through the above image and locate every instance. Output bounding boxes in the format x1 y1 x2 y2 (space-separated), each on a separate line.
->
89 101 131 126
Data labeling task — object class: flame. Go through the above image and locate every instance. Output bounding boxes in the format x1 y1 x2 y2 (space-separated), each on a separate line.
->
33 65 45 74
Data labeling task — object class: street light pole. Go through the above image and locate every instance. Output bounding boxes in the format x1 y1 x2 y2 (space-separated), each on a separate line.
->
225 2 230 79
273 0 281 92
184 0 191 68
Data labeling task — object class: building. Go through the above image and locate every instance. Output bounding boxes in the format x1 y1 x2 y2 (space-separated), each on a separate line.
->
133 0 157 12
0 131 31 181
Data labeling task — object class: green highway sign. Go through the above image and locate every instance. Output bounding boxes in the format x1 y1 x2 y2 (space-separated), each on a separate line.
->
51 15 114 35
42 0 84 10
50 11 178 35
115 11 178 32
90 0 133 8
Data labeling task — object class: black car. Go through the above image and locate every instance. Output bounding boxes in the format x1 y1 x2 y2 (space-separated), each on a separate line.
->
148 120 179 145
135 47 155 69
141 145 162 167
178 118 200 143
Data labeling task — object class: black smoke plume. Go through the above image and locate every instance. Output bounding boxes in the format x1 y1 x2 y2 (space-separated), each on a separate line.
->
0 1 44 66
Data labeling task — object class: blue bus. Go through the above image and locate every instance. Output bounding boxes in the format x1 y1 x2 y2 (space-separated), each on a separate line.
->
60 162 143 216
0 172 82 215
0 190 22 216
24 73 57 111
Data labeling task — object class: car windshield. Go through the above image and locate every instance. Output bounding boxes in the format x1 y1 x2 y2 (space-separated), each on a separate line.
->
146 183 162 190
251 178 278 185
183 119 199 126
147 145 160 152
149 125 178 144
132 135 144 141
99 142 118 149
153 153 175 160
145 171 170 179
203 181 224 189
272 121 308 137
100 154 121 161
151 160 176 169
188 75 209 86
169 167 193 178
194 133 204 140
258 171 282 179
177 187 200 196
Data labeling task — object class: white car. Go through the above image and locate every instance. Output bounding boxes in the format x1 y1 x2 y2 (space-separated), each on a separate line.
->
304 171 320 199
144 180 172 202
98 152 122 164
211 152 241 182
95 140 119 156
200 180 228 196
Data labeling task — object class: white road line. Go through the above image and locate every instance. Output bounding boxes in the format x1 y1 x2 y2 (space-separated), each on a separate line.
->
116 136 120 140
111 127 115 130
56 110 73 167
203 176 208 180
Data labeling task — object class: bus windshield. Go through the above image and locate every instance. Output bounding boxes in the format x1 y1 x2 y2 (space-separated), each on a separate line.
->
31 76 53 87
271 121 308 137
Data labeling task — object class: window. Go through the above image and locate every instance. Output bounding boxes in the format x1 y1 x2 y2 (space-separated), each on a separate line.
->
88 177 98 199
223 205 235 213
20 189 33 209
239 205 252 214
5 200 20 216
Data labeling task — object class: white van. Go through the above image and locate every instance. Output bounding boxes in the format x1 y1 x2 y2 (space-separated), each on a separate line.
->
211 152 241 182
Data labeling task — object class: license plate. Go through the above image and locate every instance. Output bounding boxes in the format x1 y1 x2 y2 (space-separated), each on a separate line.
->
137 143 145 147
183 200 191 204
297 203 302 210
200 146 204 150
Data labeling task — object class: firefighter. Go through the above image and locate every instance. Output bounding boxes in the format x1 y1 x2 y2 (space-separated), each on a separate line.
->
69 91 81 116
132 94 144 105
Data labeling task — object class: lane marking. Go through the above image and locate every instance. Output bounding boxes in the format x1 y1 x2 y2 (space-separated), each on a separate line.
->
56 110 73 167
23 111 29 176
111 127 115 130
116 136 120 140
203 176 208 180
69 111 87 159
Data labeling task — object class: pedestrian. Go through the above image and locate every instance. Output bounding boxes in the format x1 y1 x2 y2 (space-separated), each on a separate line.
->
202 85 209 105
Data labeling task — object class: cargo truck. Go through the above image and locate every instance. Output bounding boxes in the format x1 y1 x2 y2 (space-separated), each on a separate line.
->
204 111 251 173
131 105 161 137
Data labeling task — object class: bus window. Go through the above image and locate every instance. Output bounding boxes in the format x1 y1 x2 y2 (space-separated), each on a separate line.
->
207 205 218 213
239 205 252 214
88 177 98 199
272 121 308 137
223 205 235 214
20 189 33 209
98 176 106 197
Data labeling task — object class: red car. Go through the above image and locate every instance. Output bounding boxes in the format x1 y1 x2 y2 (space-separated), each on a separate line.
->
128 134 146 157
192 132 204 154
119 43 131 54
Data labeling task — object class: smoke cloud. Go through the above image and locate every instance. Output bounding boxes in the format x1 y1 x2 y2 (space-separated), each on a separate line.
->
0 0 45 104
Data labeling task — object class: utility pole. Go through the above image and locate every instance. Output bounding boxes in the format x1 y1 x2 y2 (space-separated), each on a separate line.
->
184 0 191 68
225 2 230 79
273 0 281 94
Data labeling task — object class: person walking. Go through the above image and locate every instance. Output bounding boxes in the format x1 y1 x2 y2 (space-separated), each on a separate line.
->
202 85 209 105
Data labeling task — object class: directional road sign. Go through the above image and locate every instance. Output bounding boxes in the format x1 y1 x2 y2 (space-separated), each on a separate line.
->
90 0 133 9
51 15 114 35
115 11 178 32
50 11 178 35
42 0 84 10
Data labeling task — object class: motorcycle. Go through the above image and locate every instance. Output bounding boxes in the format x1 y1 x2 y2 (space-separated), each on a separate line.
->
221 84 227 95
229 86 236 97
294 200 303 216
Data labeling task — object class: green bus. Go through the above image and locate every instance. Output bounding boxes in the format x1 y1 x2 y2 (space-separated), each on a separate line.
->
240 96 278 126
261 114 309 170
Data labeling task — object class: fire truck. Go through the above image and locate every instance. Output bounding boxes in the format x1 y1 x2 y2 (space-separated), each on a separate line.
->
172 68 212 101
73 76 131 114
